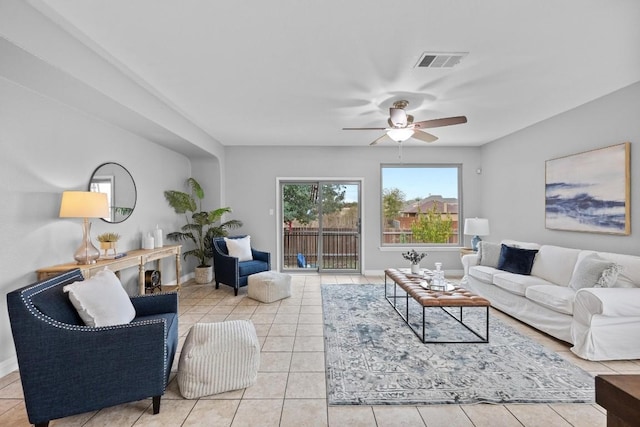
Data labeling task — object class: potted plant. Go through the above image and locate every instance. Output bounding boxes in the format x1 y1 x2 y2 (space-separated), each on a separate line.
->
96 232 120 257
164 178 242 284
402 249 427 274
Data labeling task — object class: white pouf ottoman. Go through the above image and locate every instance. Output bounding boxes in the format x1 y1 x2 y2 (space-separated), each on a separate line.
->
177 320 260 399
248 270 292 303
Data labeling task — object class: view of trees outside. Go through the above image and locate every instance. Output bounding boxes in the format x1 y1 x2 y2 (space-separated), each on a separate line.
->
410 205 454 243
381 165 460 245
282 183 348 229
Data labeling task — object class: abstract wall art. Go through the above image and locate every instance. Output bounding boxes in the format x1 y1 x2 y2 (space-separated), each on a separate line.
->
545 142 630 235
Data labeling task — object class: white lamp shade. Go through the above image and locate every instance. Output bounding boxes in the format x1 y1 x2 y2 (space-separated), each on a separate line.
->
464 218 490 236
386 128 414 142
60 191 109 218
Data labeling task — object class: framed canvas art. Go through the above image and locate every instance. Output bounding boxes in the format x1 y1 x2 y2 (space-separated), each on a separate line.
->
545 142 630 235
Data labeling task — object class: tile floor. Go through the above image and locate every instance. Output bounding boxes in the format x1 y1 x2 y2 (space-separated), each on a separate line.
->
1 273 639 426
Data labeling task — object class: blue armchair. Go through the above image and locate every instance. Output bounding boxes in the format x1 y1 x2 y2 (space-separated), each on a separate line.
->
212 236 271 295
6 269 178 427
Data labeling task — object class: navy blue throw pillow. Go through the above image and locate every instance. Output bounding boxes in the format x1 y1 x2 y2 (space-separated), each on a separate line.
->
497 244 538 275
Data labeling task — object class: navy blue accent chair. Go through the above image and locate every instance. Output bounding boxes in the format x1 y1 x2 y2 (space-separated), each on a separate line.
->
212 236 270 296
6 269 179 427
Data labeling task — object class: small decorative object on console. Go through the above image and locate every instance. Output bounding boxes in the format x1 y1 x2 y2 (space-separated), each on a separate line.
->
97 232 121 257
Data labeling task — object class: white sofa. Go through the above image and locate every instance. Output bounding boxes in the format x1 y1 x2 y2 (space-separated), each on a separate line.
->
461 240 640 361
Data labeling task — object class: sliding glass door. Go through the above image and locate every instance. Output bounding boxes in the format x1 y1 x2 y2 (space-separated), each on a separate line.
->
280 180 361 273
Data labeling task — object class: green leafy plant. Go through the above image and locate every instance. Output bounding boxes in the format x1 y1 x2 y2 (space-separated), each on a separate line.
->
96 232 121 242
164 178 242 267
410 205 454 244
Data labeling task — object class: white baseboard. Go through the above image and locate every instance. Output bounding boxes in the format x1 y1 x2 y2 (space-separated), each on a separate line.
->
0 356 18 378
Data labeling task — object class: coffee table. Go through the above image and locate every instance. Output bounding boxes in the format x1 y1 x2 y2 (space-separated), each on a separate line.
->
385 268 491 343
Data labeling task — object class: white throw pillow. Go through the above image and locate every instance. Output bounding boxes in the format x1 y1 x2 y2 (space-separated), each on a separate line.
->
595 264 622 288
63 268 136 327
569 254 620 291
225 236 253 262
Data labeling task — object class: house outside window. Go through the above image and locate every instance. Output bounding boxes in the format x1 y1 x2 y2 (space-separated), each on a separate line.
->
381 164 462 246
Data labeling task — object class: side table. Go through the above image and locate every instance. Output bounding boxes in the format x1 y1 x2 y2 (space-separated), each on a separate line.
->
459 247 476 258
595 374 640 427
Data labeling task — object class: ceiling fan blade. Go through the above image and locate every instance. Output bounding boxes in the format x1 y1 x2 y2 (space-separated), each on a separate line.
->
370 134 390 146
343 127 387 130
413 116 467 129
412 130 438 143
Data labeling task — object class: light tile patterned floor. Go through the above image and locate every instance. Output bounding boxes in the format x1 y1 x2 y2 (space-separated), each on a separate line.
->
2 273 639 426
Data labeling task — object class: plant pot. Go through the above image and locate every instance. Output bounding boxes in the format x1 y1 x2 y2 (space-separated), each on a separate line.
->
410 263 420 274
195 266 213 284
100 241 117 257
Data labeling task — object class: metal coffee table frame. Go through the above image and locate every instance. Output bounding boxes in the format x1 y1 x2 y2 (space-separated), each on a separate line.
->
384 272 489 344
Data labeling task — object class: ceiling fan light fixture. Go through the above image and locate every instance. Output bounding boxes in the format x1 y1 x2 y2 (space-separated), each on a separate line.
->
386 128 414 142
389 107 408 127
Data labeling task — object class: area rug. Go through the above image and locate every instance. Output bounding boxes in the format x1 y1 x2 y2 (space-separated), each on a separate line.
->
322 283 595 405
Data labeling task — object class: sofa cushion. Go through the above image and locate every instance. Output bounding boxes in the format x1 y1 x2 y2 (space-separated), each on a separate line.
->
63 269 136 327
531 245 581 286
238 260 269 276
525 285 576 315
569 254 620 290
468 265 500 283
493 272 553 296
225 235 253 262
478 241 501 268
497 244 538 275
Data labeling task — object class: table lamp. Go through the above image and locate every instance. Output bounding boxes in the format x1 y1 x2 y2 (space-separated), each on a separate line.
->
464 218 490 251
59 191 109 264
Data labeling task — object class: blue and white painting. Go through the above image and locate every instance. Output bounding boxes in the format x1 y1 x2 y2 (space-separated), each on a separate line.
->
545 143 630 234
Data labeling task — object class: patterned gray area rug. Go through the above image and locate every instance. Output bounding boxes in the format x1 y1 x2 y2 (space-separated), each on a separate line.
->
322 283 595 405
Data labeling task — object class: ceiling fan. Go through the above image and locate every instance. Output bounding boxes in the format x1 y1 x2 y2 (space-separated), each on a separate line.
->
342 100 467 145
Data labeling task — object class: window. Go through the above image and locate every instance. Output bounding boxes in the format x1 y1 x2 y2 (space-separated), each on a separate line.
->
381 164 461 246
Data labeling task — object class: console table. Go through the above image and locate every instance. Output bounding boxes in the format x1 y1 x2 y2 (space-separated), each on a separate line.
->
36 245 182 295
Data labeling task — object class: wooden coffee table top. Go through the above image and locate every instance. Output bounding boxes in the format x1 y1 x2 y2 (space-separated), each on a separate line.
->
385 268 491 308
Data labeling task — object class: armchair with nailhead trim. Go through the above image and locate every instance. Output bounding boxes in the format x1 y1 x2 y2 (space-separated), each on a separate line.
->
6 268 178 427
212 236 271 296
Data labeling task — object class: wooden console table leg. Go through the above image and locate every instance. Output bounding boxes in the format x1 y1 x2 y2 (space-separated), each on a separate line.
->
175 251 182 290
138 263 145 295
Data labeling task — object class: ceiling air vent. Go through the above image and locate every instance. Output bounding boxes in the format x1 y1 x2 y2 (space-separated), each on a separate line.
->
416 52 468 68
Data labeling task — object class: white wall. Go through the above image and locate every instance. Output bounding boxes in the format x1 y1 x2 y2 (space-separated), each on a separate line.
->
0 0 229 375
224 145 484 273
481 81 640 254
0 78 192 375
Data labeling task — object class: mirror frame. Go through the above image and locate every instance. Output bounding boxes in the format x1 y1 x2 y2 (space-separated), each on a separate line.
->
89 162 137 223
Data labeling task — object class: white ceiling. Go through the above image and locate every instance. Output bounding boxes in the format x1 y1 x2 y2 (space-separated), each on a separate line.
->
33 0 640 147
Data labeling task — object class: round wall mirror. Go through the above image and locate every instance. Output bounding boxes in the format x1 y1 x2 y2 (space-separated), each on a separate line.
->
89 162 137 223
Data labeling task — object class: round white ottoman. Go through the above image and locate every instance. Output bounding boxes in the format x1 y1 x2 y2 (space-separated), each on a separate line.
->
177 320 260 399
248 270 292 303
